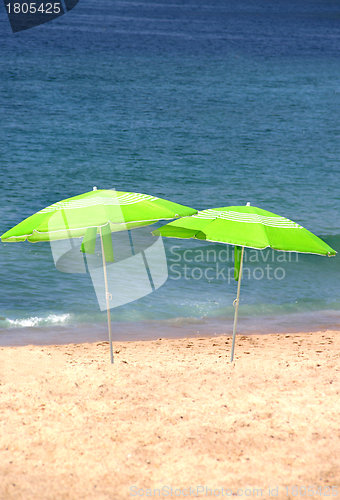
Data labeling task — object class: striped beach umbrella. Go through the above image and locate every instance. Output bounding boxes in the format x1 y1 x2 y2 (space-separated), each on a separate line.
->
1 188 197 363
155 203 336 362
1 188 197 243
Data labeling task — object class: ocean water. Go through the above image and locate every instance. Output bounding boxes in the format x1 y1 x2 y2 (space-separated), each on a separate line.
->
0 0 339 345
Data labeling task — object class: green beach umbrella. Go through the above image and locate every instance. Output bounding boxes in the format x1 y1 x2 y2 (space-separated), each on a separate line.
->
1 188 197 243
1 187 197 363
155 202 336 362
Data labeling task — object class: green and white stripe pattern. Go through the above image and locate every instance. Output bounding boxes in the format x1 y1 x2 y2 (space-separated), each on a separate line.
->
193 208 302 228
38 193 159 213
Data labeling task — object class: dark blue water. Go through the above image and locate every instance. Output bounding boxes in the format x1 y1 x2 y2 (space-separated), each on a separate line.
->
0 0 339 344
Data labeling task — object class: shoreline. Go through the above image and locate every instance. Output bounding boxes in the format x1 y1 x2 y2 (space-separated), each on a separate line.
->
1 308 340 346
1 326 340 348
1 330 339 499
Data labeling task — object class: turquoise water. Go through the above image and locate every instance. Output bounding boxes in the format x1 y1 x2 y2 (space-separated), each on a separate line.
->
0 0 339 344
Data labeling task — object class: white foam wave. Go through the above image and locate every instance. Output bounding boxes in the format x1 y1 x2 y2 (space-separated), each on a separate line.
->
6 314 71 328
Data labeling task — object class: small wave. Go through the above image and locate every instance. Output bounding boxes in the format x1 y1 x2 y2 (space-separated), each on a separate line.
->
4 314 71 328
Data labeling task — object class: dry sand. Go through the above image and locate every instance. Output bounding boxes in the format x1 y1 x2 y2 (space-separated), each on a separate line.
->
0 330 339 500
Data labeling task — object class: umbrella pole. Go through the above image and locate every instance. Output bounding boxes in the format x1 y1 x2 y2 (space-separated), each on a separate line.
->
99 228 114 364
230 246 245 363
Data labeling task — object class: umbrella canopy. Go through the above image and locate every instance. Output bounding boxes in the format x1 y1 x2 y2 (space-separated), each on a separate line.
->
1 188 197 364
155 204 336 256
1 188 197 243
155 203 336 362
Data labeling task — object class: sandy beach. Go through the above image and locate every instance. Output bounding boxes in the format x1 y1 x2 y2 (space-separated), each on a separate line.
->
0 330 339 499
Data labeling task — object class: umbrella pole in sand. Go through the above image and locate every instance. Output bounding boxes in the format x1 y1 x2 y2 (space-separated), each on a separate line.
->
99 228 114 364
230 246 245 363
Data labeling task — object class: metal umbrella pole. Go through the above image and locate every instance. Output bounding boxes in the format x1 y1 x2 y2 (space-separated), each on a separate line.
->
99 227 114 364
230 245 245 363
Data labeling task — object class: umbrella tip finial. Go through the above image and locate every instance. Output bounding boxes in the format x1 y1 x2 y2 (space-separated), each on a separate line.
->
93 186 97 191
246 202 250 206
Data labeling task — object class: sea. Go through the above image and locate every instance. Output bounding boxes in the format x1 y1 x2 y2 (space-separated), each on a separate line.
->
0 0 339 345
